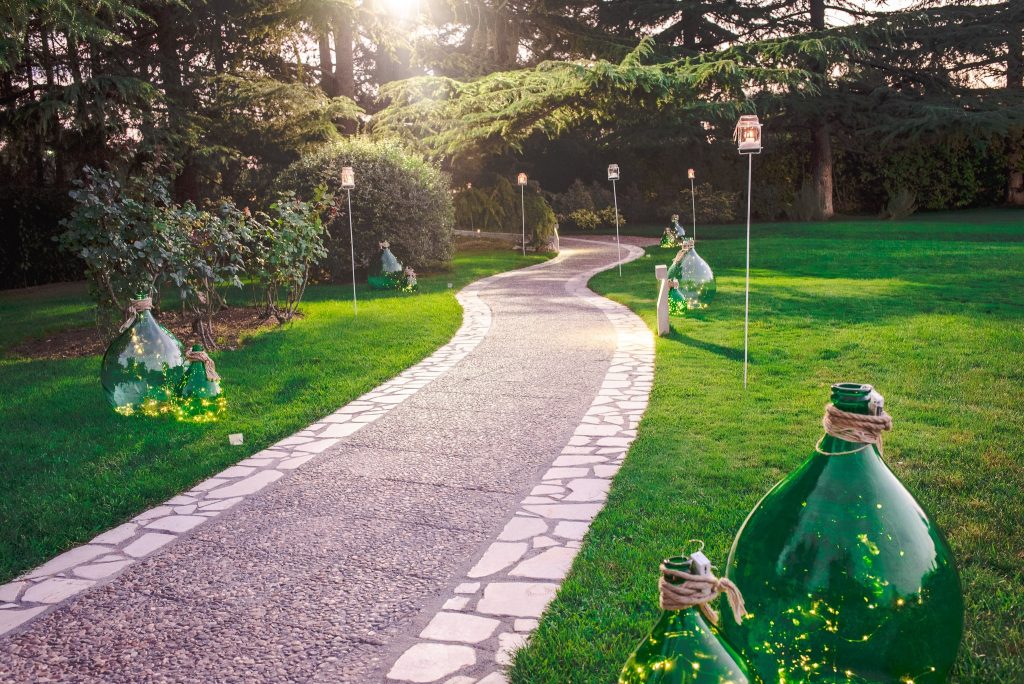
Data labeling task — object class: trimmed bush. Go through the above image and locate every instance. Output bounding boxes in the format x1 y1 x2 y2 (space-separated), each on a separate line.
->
274 139 454 279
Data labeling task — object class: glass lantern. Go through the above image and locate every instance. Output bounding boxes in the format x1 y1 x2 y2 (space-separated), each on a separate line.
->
667 246 716 314
734 115 762 154
619 553 751 684
100 295 186 416
720 383 963 683
688 169 695 180
176 344 226 422
517 172 528 186
340 165 355 189
608 164 620 181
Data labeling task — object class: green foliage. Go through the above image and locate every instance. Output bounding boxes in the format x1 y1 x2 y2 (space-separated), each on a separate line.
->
274 138 454 279
249 190 331 323
453 178 557 246
58 167 180 331
680 181 738 224
548 179 623 231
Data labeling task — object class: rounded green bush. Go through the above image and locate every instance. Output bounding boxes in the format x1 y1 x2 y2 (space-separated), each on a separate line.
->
274 139 454 280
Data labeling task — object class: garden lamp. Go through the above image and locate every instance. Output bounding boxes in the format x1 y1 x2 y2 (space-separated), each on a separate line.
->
734 114 762 387
608 164 622 275
687 168 697 241
341 166 357 315
517 173 527 255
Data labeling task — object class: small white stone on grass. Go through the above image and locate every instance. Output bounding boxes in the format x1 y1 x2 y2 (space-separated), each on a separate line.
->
467 542 528 578
420 612 500 644
228 433 244 445
387 643 475 683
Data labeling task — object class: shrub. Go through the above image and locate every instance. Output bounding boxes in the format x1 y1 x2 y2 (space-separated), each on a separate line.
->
165 202 254 347
59 167 180 332
249 190 330 323
548 178 624 231
274 138 454 279
680 182 738 224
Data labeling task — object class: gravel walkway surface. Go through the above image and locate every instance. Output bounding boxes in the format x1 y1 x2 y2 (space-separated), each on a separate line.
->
0 236 653 683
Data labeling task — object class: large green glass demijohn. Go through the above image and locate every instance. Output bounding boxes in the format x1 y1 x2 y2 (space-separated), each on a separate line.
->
100 294 186 416
668 241 716 316
620 551 752 684
368 240 405 290
721 383 963 683
177 344 226 422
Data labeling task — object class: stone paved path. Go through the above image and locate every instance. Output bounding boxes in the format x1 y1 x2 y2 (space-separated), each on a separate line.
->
0 236 653 683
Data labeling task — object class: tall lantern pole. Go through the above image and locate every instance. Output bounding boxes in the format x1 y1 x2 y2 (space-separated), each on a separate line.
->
608 164 622 275
341 166 357 316
687 168 697 242
735 114 762 388
517 172 528 256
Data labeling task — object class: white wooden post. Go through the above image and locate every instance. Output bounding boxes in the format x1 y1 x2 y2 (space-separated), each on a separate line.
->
655 264 670 336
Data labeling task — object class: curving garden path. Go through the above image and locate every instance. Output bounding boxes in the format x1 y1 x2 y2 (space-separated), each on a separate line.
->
0 236 654 684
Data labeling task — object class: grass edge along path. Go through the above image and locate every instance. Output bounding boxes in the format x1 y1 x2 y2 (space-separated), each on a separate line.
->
0 248 549 584
510 214 1023 684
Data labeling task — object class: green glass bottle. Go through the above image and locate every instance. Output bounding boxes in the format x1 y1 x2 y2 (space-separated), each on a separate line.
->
620 553 751 684
721 383 963 683
176 344 226 422
100 295 185 416
667 242 716 315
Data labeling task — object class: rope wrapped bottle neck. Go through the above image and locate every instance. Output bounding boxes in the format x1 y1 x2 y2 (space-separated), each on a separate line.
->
658 553 746 626
186 348 221 382
819 394 892 454
119 297 153 333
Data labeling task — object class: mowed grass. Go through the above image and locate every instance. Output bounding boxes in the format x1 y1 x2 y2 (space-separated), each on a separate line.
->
511 211 1024 683
0 247 547 583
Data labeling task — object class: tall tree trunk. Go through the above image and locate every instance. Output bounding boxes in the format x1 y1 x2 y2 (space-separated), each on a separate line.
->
318 31 338 96
332 9 356 99
1007 22 1024 205
808 0 834 219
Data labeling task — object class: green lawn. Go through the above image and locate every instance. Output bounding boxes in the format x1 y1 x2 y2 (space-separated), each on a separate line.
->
0 247 547 584
512 211 1024 683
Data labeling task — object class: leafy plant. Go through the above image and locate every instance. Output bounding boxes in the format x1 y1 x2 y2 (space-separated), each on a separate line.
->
681 182 739 224
274 139 454 279
787 182 819 222
58 167 179 333
250 189 331 323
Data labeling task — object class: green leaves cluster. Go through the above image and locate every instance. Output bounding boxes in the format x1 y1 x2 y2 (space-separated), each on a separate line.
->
58 167 330 345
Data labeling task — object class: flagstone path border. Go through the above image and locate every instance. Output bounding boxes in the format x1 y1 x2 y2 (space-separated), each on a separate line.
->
0 252 575 640
385 238 654 683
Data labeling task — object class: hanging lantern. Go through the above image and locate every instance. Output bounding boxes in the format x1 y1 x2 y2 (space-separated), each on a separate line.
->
176 345 226 422
517 172 528 186
341 166 355 189
100 294 186 416
608 164 620 181
687 169 695 180
734 115 762 154
721 383 963 683
667 246 716 315
619 551 751 683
